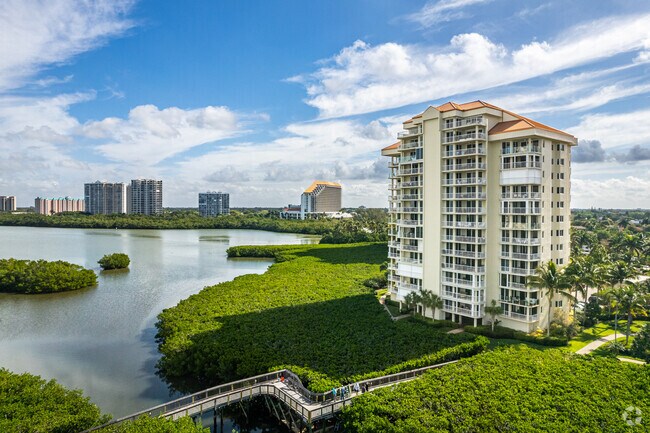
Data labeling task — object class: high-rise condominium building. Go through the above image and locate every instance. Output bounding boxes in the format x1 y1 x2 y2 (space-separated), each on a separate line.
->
0 196 16 212
382 101 575 332
198 192 230 217
84 181 127 215
300 181 342 219
35 197 85 215
128 179 163 215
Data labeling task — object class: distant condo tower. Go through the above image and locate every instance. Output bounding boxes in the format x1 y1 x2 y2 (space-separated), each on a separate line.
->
35 197 85 215
84 181 127 215
128 179 163 215
300 181 342 218
198 192 230 217
0 195 16 212
382 100 575 332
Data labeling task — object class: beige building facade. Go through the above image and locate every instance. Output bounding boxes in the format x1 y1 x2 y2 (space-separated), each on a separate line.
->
0 195 16 212
382 101 575 332
300 181 342 219
35 197 85 215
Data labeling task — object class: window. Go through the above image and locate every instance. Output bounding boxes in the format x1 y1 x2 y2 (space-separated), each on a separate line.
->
555 300 563 307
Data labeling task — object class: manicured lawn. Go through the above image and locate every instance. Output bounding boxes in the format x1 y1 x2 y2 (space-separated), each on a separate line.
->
568 320 647 352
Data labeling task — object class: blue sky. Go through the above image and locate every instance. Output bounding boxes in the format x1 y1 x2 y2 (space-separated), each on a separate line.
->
1 0 650 208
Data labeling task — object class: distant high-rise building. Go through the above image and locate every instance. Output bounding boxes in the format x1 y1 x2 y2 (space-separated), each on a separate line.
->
300 181 342 219
84 181 127 215
0 196 16 212
129 179 163 215
35 197 85 215
198 192 229 217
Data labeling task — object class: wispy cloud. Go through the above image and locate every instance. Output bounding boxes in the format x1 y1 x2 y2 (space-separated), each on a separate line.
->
293 13 650 118
0 0 136 92
567 107 650 150
405 0 492 28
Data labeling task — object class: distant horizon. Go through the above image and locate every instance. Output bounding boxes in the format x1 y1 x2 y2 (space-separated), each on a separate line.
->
1 1 650 209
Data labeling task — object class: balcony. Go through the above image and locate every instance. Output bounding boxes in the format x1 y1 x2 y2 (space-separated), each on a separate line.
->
397 129 420 138
398 167 423 176
443 221 487 229
501 192 542 199
388 241 401 248
401 180 423 187
442 263 486 273
454 236 486 243
388 252 400 259
502 311 539 322
402 207 423 213
442 249 485 259
397 220 421 226
443 305 481 318
501 146 541 155
401 244 420 252
500 252 541 261
442 178 487 185
501 161 542 170
443 132 487 144
442 290 484 303
500 281 528 290
398 282 422 292
501 237 540 245
401 257 423 265
502 222 541 230
399 155 423 164
442 277 486 289
402 194 422 200
398 232 422 239
400 140 422 150
511 267 536 276
450 192 486 199
443 147 487 158
500 297 539 306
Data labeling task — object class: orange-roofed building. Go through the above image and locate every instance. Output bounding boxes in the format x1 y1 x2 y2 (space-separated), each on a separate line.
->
280 181 343 220
383 100 576 333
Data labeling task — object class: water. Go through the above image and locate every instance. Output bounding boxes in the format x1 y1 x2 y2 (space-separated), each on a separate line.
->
0 226 318 421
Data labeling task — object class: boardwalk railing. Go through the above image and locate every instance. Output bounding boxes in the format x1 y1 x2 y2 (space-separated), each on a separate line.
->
83 360 459 432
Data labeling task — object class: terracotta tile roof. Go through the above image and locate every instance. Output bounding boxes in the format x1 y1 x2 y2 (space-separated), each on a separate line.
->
382 142 400 151
304 180 341 193
436 100 574 139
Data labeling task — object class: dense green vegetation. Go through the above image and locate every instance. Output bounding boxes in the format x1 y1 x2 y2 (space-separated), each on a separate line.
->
156 243 485 393
0 368 109 432
0 258 97 294
0 210 388 243
465 325 569 346
97 417 207 433
98 253 130 270
342 346 650 433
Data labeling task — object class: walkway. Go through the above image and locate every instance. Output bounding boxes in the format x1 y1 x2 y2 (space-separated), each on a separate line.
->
575 333 634 355
83 360 459 432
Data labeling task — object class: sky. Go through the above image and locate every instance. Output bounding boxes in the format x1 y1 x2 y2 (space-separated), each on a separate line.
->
1 0 650 209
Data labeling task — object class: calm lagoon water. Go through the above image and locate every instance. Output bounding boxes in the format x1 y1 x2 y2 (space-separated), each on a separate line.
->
0 226 318 419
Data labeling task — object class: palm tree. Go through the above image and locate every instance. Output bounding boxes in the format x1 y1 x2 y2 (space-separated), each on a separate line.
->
403 292 420 315
484 300 504 332
565 255 605 323
617 283 648 345
607 261 638 288
418 288 431 317
602 287 623 341
430 293 443 320
527 260 574 336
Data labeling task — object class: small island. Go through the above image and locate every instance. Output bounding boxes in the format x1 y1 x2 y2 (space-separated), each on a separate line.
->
98 253 130 271
0 258 97 294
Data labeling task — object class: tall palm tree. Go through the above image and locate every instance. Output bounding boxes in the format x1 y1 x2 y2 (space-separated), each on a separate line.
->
527 261 573 336
418 288 430 317
565 255 605 323
484 300 504 332
603 287 623 341
617 283 648 345
430 293 443 320
607 261 638 288
403 292 418 314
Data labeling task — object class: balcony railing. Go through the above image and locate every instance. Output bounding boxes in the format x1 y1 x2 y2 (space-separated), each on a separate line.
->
501 237 540 245
399 156 423 164
502 222 541 230
454 236 486 243
442 305 481 318
397 129 420 138
442 277 486 289
398 282 422 292
400 140 422 150
501 192 542 199
398 167 423 176
443 221 487 229
401 244 420 252
442 178 486 185
402 194 422 200
402 207 423 213
501 281 528 290
443 132 486 144
500 297 539 306
501 161 542 170
441 249 485 259
501 146 541 155
503 311 539 322
398 220 421 226
400 258 423 265
444 147 486 157
401 180 423 187
442 291 483 303
442 263 486 273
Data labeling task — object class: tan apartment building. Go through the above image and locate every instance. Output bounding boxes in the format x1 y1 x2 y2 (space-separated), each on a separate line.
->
300 181 342 219
0 195 16 212
382 101 575 332
35 197 85 215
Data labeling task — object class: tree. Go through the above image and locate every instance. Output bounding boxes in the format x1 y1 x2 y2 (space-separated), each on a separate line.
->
630 323 650 362
527 261 573 336
564 255 605 323
606 261 638 288
403 292 418 314
616 283 648 345
98 253 131 270
484 300 504 332
429 293 443 320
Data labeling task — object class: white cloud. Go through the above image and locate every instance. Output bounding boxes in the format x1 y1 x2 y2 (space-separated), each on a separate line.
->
405 0 493 28
295 13 650 118
84 104 241 165
170 116 403 207
567 108 650 149
572 175 650 209
0 0 135 91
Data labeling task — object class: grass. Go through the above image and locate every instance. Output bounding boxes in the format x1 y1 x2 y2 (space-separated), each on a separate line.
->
568 320 647 352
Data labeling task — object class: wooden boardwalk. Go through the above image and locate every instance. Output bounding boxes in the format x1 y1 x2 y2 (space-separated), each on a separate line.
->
83 360 458 432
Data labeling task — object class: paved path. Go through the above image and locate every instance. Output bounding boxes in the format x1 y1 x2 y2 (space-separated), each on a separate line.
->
618 357 647 365
575 332 631 355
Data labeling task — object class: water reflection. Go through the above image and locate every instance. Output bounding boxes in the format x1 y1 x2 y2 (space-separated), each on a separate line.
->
0 226 318 418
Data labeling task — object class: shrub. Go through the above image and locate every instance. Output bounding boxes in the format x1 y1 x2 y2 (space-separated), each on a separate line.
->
465 325 569 347
98 253 130 270
0 368 109 433
341 346 650 433
631 323 650 361
97 416 207 432
0 258 97 294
